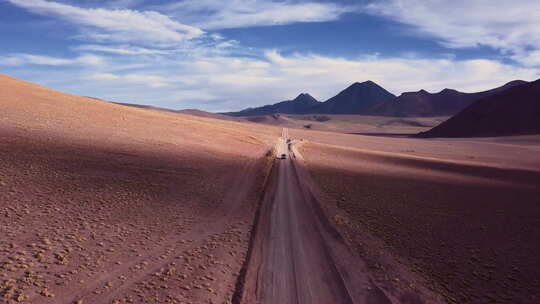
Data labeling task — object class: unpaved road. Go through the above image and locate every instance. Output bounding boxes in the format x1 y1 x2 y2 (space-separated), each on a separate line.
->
259 128 352 303
239 129 396 304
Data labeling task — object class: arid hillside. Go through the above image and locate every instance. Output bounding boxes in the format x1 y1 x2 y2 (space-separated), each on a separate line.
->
2 73 539 304
0 74 279 304
241 113 446 135
419 79 540 138
292 128 540 304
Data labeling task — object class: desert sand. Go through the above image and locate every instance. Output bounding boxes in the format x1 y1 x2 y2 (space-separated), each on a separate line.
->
0 74 280 304
241 114 446 135
292 128 540 304
2 73 539 304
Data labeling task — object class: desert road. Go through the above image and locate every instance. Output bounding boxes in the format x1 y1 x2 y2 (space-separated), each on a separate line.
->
239 129 393 304
257 128 352 303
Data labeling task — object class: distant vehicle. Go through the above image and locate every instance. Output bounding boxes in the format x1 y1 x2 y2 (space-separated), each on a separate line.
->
280 154 287 159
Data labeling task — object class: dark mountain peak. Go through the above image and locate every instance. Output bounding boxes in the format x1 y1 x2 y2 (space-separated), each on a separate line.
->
387 80 536 117
440 88 458 93
225 92 318 116
355 80 375 85
309 80 396 114
330 81 390 99
502 80 528 88
338 80 394 99
480 80 530 95
418 78 540 137
227 78 534 118
399 90 424 98
399 88 457 97
439 88 461 95
348 80 381 90
293 93 317 103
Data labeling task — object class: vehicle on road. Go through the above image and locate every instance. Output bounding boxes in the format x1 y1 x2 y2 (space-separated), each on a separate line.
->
280 154 287 159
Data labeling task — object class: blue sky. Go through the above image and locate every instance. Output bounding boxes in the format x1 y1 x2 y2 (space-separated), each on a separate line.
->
1 0 539 111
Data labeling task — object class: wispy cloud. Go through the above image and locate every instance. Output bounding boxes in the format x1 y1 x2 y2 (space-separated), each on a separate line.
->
87 73 170 88
158 0 355 29
0 53 104 66
261 51 539 96
74 45 172 55
6 0 204 45
512 50 540 67
3 0 539 112
366 0 540 66
25 50 538 112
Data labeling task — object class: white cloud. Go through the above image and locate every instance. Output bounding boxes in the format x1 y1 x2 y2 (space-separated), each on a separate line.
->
6 0 204 45
512 50 540 67
28 50 535 112
159 0 354 29
74 44 171 55
5 46 538 112
255 51 539 97
4 0 539 111
366 0 540 66
0 54 104 66
87 73 170 88
101 0 144 9
170 90 218 102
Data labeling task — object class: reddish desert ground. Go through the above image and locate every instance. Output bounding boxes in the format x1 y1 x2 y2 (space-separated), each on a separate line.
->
0 74 280 304
242 114 446 135
290 128 540 304
1 73 540 304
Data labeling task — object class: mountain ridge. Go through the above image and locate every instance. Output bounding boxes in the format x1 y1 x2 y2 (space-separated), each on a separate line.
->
368 80 528 117
307 81 396 114
418 79 539 137
227 93 320 116
226 80 528 117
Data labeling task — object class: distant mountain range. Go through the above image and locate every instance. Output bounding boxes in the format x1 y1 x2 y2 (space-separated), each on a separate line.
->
370 80 527 117
230 93 319 116
226 80 528 117
307 81 396 114
418 79 540 138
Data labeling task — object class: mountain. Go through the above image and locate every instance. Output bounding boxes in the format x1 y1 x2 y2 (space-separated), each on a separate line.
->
309 81 396 114
226 80 529 118
227 81 395 116
368 80 529 117
227 93 319 116
418 79 540 138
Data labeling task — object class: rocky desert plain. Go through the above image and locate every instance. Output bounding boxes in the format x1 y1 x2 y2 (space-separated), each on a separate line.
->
1 73 540 304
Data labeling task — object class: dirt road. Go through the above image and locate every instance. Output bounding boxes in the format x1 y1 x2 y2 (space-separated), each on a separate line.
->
239 129 399 304
260 128 353 303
